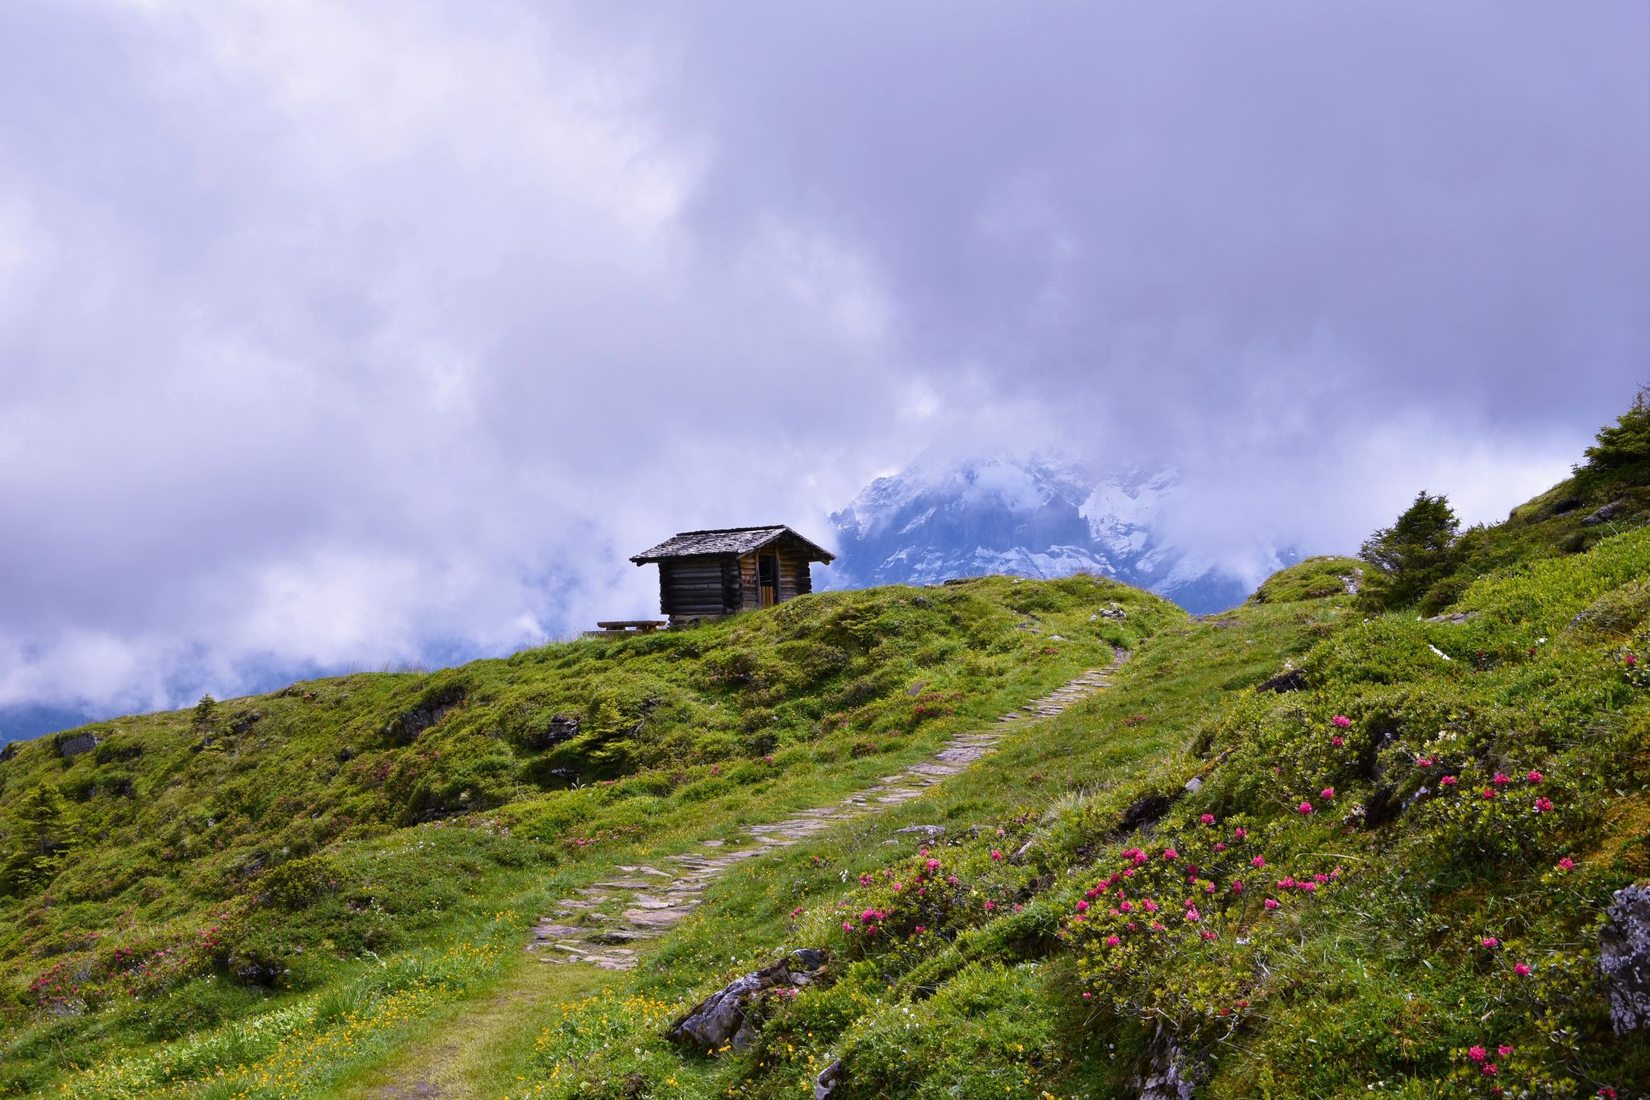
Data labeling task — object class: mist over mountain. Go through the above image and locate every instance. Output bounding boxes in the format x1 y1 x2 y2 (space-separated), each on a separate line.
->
826 453 1296 614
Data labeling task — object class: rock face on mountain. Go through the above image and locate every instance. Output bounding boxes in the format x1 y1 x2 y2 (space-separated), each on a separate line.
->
827 454 1292 615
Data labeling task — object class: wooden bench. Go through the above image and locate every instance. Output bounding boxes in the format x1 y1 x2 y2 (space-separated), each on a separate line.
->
591 620 668 635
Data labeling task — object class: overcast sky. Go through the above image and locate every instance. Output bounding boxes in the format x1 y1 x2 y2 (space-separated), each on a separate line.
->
1 1 1646 731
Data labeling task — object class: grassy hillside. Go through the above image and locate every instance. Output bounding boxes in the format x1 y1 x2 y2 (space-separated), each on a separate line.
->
2 408 1647 1097
478 529 1647 1099
0 575 1168 1096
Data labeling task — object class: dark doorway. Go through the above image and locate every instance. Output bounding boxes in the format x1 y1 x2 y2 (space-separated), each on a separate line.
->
759 553 779 607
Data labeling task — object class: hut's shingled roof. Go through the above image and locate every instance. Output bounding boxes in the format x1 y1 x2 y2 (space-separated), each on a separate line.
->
630 526 835 563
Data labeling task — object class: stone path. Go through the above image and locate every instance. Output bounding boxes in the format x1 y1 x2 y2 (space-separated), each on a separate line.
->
528 652 1129 970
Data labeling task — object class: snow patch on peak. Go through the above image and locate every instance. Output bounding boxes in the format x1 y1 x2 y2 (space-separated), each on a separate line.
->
828 455 1293 614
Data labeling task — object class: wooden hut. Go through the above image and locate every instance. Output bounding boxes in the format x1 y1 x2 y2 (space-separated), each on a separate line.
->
630 526 835 626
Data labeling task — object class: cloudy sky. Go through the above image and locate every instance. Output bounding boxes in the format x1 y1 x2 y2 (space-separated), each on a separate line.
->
2 1 1646 735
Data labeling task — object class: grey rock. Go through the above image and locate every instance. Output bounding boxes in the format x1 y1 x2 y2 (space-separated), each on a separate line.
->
667 950 828 1049
0 742 17 763
1256 668 1306 693
1582 499 1626 526
1601 884 1650 1033
814 1059 843 1098
1137 1024 1197 1100
1423 611 1479 625
56 731 99 758
1183 777 1203 794
894 825 947 840
381 689 464 744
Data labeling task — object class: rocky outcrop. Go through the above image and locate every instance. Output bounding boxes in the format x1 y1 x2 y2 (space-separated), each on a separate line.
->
1137 1025 1198 1099
521 713 581 750
667 949 828 1050
1422 611 1479 625
893 824 946 840
381 687 464 744
1601 884 1650 1033
813 1059 842 1098
56 731 99 758
1582 499 1627 526
1256 668 1306 693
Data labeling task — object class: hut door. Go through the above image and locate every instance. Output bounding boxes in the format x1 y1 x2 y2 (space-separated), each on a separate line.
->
759 553 779 607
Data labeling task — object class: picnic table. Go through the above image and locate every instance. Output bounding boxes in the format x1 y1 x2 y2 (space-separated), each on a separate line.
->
592 620 668 634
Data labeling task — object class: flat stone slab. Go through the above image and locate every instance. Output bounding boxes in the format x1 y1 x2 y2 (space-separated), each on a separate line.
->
617 864 674 877
623 906 699 926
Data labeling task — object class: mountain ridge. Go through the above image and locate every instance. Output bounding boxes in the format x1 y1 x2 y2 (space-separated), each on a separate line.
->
827 452 1295 614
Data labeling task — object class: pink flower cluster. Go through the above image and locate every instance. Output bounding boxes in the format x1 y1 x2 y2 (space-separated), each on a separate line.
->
1466 1042 1515 1079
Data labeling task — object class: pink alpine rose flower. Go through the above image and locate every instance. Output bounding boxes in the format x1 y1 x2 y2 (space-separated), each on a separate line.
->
1514 963 1531 977
1264 898 1280 911
1298 801 1314 814
1332 715 1351 728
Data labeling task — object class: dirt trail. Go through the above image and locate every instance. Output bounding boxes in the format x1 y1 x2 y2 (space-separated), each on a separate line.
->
365 650 1128 1097
530 653 1128 970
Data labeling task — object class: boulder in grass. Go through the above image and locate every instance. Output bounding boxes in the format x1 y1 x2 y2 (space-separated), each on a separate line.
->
667 949 828 1050
1602 884 1650 1033
56 731 99 758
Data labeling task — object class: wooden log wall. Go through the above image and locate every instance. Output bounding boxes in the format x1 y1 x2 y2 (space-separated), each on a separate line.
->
739 553 760 611
659 556 743 622
777 547 802 602
654 540 820 625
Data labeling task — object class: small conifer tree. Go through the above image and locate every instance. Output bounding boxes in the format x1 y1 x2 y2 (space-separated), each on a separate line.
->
1358 491 1461 611
1580 385 1650 473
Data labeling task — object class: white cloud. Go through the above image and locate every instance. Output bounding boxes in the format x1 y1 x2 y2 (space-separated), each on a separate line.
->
0 1 1643 725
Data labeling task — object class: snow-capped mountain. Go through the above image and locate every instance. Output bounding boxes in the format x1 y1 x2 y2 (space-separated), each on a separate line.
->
825 453 1294 614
